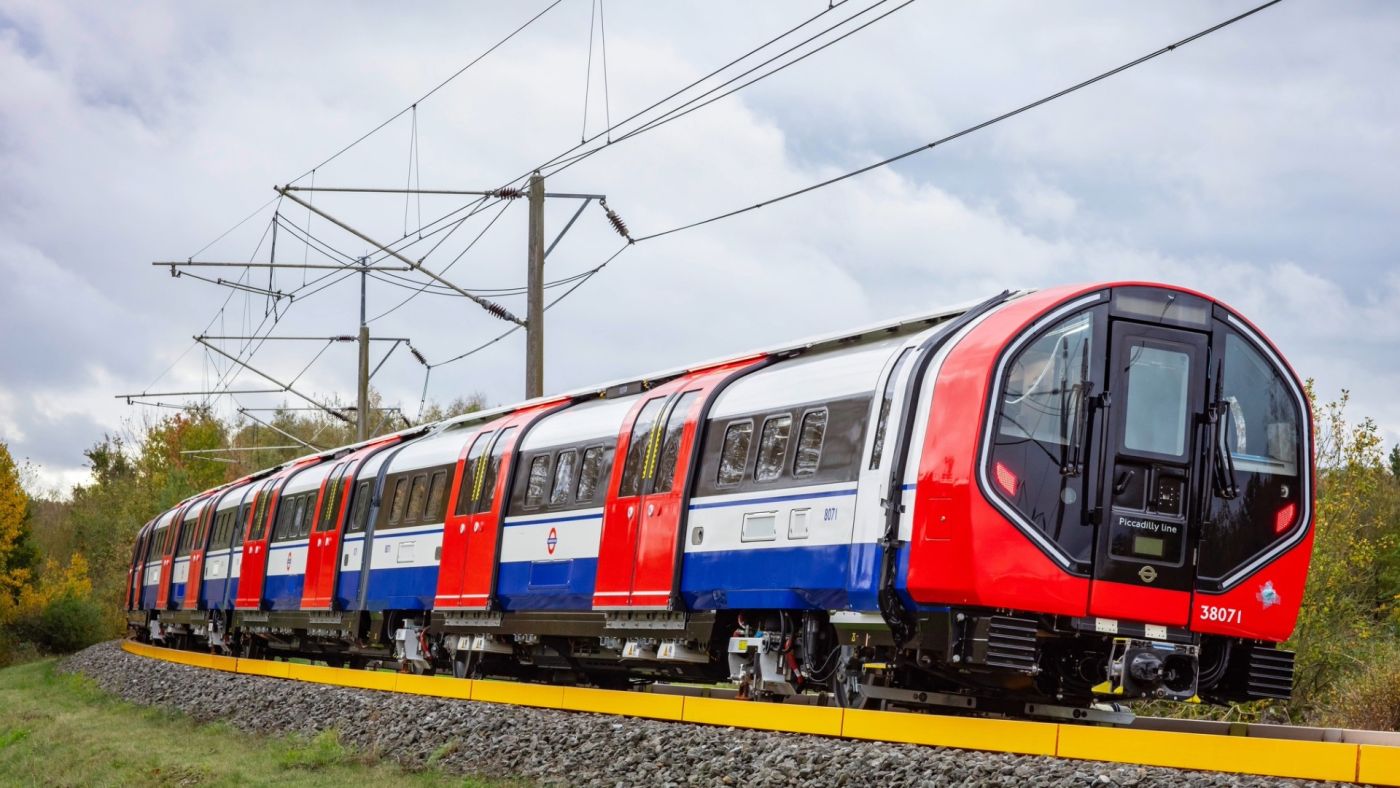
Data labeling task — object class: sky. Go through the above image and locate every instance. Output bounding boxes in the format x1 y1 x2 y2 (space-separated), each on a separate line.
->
0 1 1397 493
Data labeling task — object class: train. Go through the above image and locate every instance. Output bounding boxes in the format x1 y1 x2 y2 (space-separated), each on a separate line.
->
125 282 1312 717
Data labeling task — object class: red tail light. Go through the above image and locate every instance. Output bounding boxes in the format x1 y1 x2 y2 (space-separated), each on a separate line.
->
994 462 1019 496
1274 502 1297 534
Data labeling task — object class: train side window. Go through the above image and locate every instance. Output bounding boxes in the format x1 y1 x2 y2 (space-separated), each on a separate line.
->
250 486 273 540
407 474 430 522
426 471 449 522
348 481 372 533
388 478 409 525
717 420 754 487
317 473 343 533
577 445 610 503
473 427 517 513
620 399 668 497
755 414 792 482
653 391 700 494
273 494 295 541
550 450 578 506
456 431 495 516
294 494 311 538
870 349 913 470
793 408 828 478
524 456 551 508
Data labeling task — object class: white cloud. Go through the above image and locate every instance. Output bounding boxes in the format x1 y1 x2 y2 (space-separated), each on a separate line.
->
1 1 1398 488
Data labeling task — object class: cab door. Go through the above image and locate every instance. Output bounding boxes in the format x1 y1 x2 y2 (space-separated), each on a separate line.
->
301 461 350 609
434 427 496 608
1088 319 1209 626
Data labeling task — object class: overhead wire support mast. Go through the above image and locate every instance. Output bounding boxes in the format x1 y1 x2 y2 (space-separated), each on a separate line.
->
275 187 524 326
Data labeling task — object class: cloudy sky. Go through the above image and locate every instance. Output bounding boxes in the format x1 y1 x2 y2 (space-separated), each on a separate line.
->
1 1 1396 492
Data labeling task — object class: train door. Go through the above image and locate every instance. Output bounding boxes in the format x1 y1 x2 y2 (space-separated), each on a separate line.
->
155 502 193 610
126 521 152 610
181 499 217 610
302 460 350 609
436 403 562 610
594 360 761 610
1088 318 1209 625
235 477 282 610
434 427 494 608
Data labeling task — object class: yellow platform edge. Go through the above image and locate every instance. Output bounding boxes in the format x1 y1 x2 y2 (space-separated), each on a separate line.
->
121 640 1396 784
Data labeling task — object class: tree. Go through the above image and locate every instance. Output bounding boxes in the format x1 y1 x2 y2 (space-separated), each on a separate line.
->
0 442 38 608
1390 445 1400 481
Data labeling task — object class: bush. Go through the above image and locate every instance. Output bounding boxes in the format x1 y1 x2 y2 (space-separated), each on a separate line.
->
9 592 107 655
1319 638 1400 731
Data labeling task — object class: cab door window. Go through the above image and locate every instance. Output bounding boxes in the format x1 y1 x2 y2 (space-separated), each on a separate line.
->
988 309 1100 563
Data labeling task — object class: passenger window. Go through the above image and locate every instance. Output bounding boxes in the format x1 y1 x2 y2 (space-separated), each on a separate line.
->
793 409 828 478
577 446 610 503
388 478 408 524
293 495 310 538
755 415 792 482
717 421 753 487
426 471 449 521
620 399 667 497
524 455 551 508
455 431 494 516
870 349 913 470
273 494 295 540
654 391 700 494
348 481 372 533
407 474 430 522
474 427 517 514
551 450 578 506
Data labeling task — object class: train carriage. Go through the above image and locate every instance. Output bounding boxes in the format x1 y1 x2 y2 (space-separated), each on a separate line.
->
125 282 1313 713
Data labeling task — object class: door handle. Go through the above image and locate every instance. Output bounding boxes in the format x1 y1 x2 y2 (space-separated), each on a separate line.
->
459 523 466 534
1113 470 1136 495
647 504 655 516
627 506 635 518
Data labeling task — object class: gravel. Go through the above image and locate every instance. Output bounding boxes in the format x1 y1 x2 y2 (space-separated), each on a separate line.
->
60 641 1343 787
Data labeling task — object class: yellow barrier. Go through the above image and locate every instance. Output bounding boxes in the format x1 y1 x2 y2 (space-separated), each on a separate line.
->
683 695 843 737
1056 725 1359 783
842 707 1058 756
562 686 685 722
395 673 474 700
472 678 565 709
1360 744 1400 787
120 641 1398 784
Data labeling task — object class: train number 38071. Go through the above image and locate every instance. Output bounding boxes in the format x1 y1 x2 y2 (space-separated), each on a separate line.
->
1199 605 1242 624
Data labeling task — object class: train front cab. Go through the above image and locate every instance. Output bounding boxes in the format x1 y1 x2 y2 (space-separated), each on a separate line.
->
905 283 1312 703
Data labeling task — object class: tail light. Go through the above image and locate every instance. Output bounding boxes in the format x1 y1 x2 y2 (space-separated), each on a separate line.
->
1274 502 1296 534
994 462 1020 496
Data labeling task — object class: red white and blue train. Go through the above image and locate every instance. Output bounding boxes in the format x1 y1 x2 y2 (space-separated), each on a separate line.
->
126 282 1312 713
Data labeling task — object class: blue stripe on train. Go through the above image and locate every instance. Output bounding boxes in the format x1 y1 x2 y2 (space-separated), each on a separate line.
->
201 576 234 610
681 542 884 611
497 558 599 611
264 573 307 611
362 564 439 611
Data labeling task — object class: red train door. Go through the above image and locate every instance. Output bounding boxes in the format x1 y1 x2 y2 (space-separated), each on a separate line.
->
435 402 564 610
434 425 496 608
594 359 761 609
182 497 218 610
1087 319 1209 626
126 521 152 610
303 440 398 610
301 460 348 609
155 501 193 610
235 459 317 610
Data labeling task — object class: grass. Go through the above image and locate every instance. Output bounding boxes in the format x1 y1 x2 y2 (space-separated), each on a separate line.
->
0 658 508 787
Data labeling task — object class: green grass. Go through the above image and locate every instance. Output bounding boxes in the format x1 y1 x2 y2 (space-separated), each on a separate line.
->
0 658 509 787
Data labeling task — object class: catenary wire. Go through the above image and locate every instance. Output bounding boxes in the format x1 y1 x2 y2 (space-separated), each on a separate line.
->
634 0 1287 242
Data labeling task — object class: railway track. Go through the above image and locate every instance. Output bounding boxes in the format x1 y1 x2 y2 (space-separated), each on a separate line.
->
121 640 1400 784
